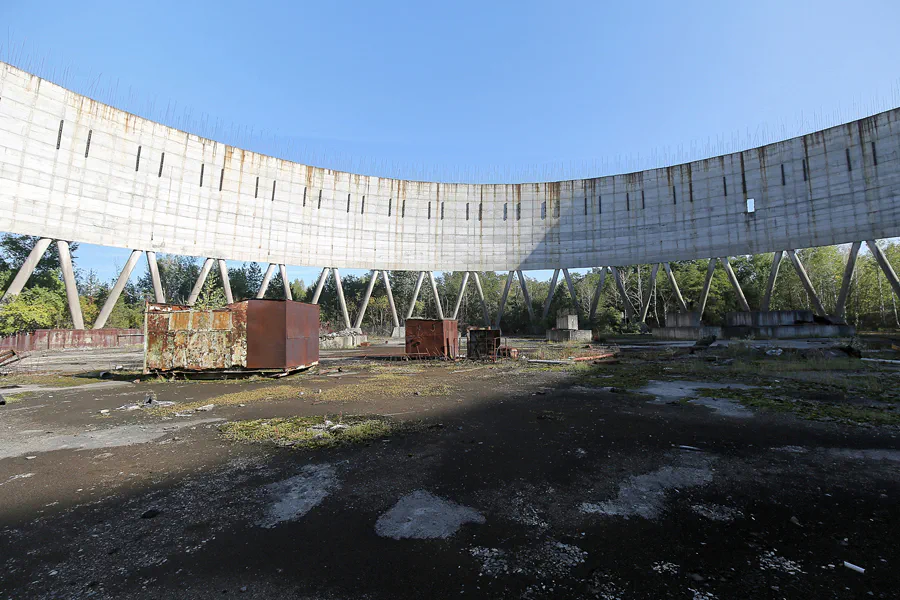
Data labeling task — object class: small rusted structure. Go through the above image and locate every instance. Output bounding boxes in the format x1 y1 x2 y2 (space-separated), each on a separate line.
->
144 300 319 373
405 318 459 359
467 327 501 360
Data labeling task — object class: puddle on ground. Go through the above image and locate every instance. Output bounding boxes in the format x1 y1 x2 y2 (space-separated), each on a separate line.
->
689 397 754 418
640 380 755 403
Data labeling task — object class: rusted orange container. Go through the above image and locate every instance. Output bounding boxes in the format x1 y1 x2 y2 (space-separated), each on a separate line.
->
405 318 459 358
144 300 319 372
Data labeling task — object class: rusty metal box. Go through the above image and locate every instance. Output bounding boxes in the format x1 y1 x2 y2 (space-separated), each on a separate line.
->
144 300 319 372
405 319 459 358
467 327 501 360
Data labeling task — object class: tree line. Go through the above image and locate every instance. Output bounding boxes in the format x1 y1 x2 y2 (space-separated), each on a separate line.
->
0 234 898 336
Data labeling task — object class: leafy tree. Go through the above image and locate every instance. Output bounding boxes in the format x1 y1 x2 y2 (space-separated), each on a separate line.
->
0 286 67 334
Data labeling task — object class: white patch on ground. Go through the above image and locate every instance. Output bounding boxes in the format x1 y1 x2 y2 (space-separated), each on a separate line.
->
259 464 337 528
689 397 754 418
470 547 509 576
375 490 485 540
580 453 714 519
691 503 743 522
0 472 34 486
773 445 809 454
651 561 679 574
470 540 587 579
640 380 754 403
774 446 900 462
0 418 222 459
759 550 804 575
690 589 718 600
587 573 625 600
507 487 550 530
825 448 900 462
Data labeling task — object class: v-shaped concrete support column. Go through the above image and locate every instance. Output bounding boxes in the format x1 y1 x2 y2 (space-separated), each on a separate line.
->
588 267 609 321
786 250 826 316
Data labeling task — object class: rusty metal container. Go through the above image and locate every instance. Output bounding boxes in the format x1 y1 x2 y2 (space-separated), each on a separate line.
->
144 300 319 372
405 319 459 358
467 327 501 360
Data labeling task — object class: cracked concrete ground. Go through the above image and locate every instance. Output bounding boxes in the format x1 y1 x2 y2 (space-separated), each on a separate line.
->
1 352 899 599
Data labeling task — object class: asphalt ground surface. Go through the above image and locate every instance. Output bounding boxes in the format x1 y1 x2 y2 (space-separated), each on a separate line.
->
1 350 899 599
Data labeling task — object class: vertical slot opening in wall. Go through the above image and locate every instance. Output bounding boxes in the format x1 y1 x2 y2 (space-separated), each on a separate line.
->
781 164 786 186
84 130 92 158
302 187 307 207
479 203 483 221
741 171 747 194
441 202 445 219
689 182 693 203
158 153 165 177
361 196 365 214
723 176 728 196
388 198 392 217
136 146 142 172
626 193 630 211
466 203 470 220
802 159 807 181
346 193 351 213
598 195 602 214
845 148 852 172
584 197 588 216
672 186 676 205
428 202 431 219
402 199 406 217
317 190 322 208
56 120 64 150
503 203 508 221
541 201 546 220
642 190 646 209
255 177 260 198
872 142 878 166
746 198 755 213
271 181 276 201
219 168 225 191
199 163 204 187
516 202 521 220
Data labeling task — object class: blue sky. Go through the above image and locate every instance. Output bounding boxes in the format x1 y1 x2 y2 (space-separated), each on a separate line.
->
2 0 899 285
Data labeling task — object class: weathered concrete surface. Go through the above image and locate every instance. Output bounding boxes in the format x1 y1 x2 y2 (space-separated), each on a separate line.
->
546 329 592 342
1 61 899 272
1 357 899 599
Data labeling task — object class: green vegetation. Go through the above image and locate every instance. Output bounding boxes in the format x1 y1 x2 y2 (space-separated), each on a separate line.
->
2 234 899 335
219 415 402 449
149 385 299 415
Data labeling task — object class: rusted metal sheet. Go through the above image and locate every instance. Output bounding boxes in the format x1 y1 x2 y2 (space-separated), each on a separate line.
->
144 299 318 372
0 329 143 352
405 319 459 359
467 327 501 360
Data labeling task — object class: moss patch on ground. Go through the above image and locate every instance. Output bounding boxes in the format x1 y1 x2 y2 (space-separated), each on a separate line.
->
149 385 299 415
0 374 107 388
699 386 900 426
219 415 403 449
564 346 900 426
313 373 453 403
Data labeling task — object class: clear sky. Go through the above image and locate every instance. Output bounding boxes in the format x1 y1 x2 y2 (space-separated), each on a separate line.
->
2 0 899 285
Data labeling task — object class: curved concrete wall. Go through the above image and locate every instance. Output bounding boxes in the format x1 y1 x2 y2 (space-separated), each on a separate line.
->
1 61 899 272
